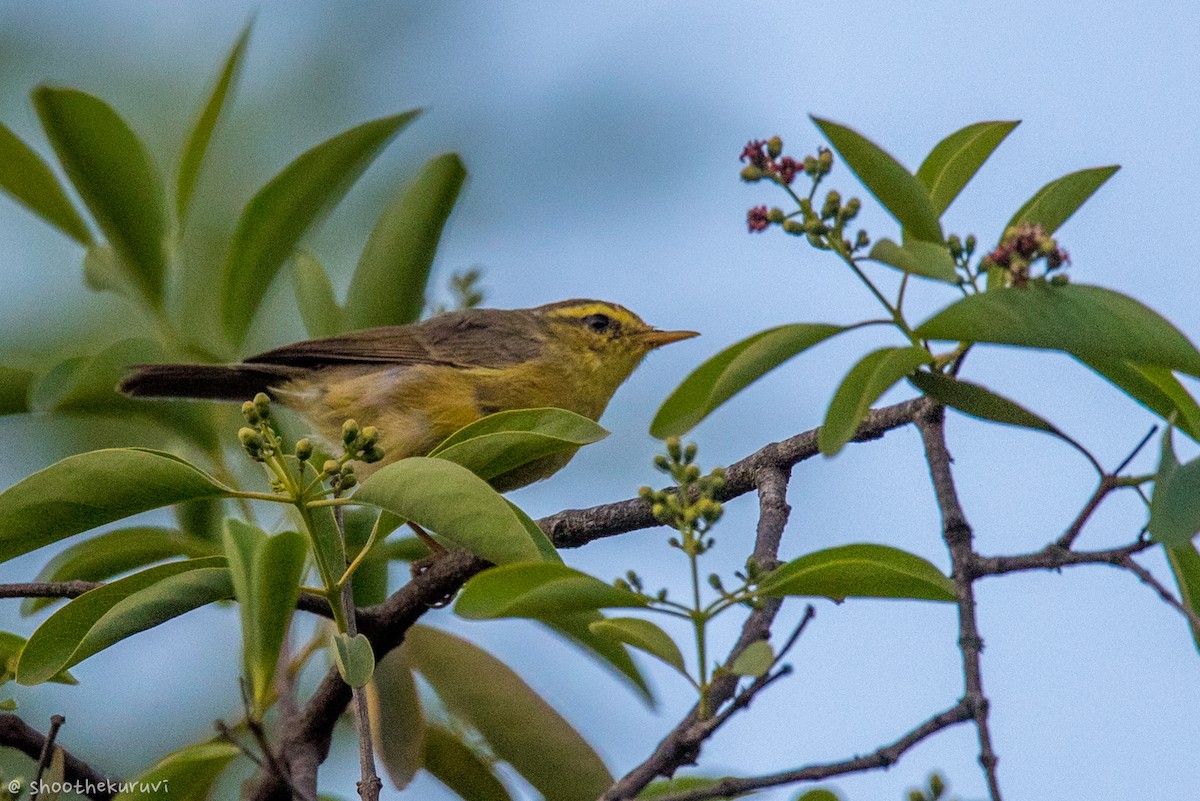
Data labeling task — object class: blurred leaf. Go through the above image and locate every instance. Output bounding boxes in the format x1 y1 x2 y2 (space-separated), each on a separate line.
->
1148 428 1200 546
506 500 561 564
909 371 1060 435
728 640 773 677
868 238 957 283
1080 358 1200 442
1007 165 1120 234
22 526 212 615
355 458 542 565
174 497 227 543
795 791 842 801
305 503 347 593
292 252 343 338
33 86 168 307
221 110 420 346
367 648 424 790
332 632 375 688
917 120 1019 216
651 324 845 439
429 408 609 483
0 448 231 564
112 740 240 801
811 116 942 243
376 536 429 563
345 152 467 328
0 366 33 415
916 284 1200 377
1165 541 1200 652
17 557 231 684
423 724 513 801
177 21 252 224
589 616 686 675
223 521 307 714
640 777 751 799
406 625 612 801
455 563 647 620
820 346 931 456
760 543 955 602
0 632 75 685
538 611 653 704
0 121 91 244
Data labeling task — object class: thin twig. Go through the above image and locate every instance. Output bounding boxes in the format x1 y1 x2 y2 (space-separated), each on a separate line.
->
1056 476 1117 549
30 714 64 800
0 714 115 800
1117 553 1200 633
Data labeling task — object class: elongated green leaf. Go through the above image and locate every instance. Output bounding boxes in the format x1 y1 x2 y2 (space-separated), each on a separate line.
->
820 346 931 456
640 777 751 799
1080 358 1200 442
589 617 685 675
177 21 251 223
1165 542 1200 652
0 632 75 685
406 625 612 801
430 408 609 484
1007 165 1120 234
916 283 1200 377
1148 429 1200 546
221 110 420 346
0 449 231 564
22 527 210 615
728 640 773 677
868 238 957 283
651 324 845 439
506 500 561 564
112 740 240 801
345 152 467 328
424 724 513 801
368 648 425 790
0 121 91 243
17 557 231 684
910 371 1057 435
333 632 375 688
760 543 955 602
305 502 347 591
917 121 1019 216
345 507 394 606
33 86 167 307
292 252 343 338
355 457 541 565
538 611 652 704
796 791 842 801
456 563 646 620
811 117 942 243
0 366 33 415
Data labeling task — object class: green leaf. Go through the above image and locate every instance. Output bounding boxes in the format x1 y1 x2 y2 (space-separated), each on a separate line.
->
537 611 653 704
811 117 942 243
868 238 957 283
345 507 395 607
112 740 240 801
640 777 751 799
429 408 609 484
1007 165 1120 234
0 632 76 685
820 346 931 456
796 790 842 801
0 121 91 244
223 521 307 714
1148 428 1200 546
333 631 375 688
728 640 773 677
0 448 231 565
177 21 251 224
760 543 956 602
915 283 1200 378
367 648 424 790
909 371 1058 435
33 86 168 307
17 557 231 685
916 120 1019 216
355 457 542 565
589 616 686 675
1165 541 1200 652
22 527 210 615
292 252 343 338
221 109 420 346
506 500 561 564
406 625 612 801
423 724 513 801
651 324 846 439
0 366 33 415
345 152 467 329
1080 358 1200 442
456 563 647 619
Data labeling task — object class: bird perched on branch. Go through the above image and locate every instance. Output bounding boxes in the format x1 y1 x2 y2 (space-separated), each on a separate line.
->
120 299 697 490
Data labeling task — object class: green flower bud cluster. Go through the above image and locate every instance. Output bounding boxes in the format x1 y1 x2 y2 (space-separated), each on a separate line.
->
238 393 278 462
638 438 725 556
339 419 386 466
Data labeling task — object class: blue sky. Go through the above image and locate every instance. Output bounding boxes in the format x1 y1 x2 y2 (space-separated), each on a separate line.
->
1 2 1199 799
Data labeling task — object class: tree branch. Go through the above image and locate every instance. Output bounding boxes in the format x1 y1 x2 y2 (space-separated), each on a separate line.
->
0 713 117 801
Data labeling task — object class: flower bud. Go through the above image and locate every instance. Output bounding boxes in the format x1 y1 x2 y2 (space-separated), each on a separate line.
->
821 190 841 219
947 234 962 258
684 464 701 481
295 438 313 462
241 401 260 425
339 472 357 490
803 155 818 175
708 573 724 591
843 197 861 219
766 207 785 223
740 165 764 182
653 454 671 471
238 427 262 449
638 486 654 500
361 446 385 464
342 419 360 447
817 148 833 172
322 459 340 475
253 393 271 417
766 136 783 158
684 442 698 463
666 437 682 461
652 503 667 520
782 219 805 235
855 230 870 250
359 426 380 448
965 234 977 254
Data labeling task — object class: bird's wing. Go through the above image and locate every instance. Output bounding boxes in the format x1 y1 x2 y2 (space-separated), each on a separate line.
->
245 309 546 369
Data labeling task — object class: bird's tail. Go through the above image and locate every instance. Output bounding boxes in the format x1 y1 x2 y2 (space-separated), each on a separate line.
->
119 363 302 401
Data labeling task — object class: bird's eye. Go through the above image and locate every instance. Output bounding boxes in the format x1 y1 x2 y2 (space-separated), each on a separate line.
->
582 313 613 333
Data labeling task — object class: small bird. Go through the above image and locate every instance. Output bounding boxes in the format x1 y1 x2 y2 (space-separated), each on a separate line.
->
120 299 698 490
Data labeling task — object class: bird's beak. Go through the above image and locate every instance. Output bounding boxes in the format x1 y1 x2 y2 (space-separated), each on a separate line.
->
639 328 700 349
